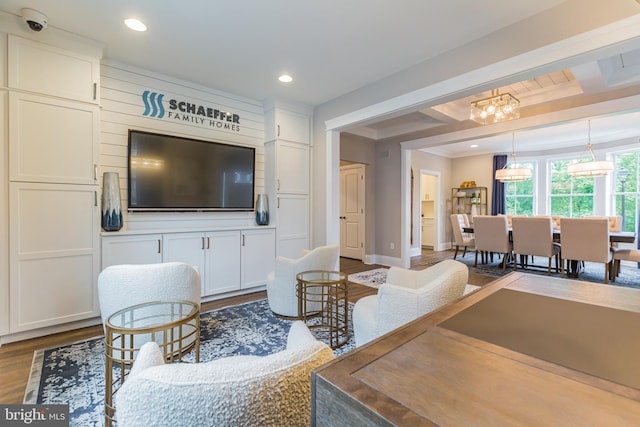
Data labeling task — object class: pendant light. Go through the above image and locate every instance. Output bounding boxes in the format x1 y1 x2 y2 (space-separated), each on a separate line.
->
495 133 531 182
567 120 614 178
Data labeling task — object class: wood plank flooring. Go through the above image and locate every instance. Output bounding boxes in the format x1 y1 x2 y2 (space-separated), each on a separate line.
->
0 249 494 404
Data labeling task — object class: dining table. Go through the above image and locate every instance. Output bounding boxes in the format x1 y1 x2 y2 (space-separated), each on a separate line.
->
462 227 636 244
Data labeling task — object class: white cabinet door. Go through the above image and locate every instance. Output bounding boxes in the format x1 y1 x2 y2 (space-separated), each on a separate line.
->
9 92 99 185
241 228 276 289
162 233 206 294
206 231 241 295
275 141 309 194
8 35 99 103
10 182 100 332
276 194 309 258
102 234 163 268
266 108 310 144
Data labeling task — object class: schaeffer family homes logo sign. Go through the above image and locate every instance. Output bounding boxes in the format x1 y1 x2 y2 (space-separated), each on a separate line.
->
141 90 241 132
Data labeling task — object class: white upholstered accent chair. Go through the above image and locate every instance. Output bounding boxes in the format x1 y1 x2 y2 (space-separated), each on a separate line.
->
266 245 340 318
352 259 468 347
115 321 334 427
473 215 512 271
450 214 474 260
560 218 613 283
511 216 560 275
97 262 202 353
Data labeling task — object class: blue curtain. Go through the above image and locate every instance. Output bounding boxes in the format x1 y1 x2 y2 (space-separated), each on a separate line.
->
492 155 507 215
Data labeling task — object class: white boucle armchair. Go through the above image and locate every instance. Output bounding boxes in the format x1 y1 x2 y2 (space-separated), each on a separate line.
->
266 245 340 317
115 321 334 427
352 259 468 347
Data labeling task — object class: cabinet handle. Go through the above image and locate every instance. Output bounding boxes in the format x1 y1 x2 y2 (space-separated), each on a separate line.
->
94 164 98 181
157 239 162 254
207 236 211 250
94 191 98 207
93 83 97 100
201 236 205 250
242 234 246 246
277 124 280 137
277 197 280 209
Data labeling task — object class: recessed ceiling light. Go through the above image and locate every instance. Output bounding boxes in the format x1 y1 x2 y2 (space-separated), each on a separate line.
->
124 18 147 32
470 144 479 148
278 74 293 83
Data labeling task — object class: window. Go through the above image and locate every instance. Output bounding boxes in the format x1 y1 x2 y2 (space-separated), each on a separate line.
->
505 161 535 216
612 151 639 233
549 160 594 217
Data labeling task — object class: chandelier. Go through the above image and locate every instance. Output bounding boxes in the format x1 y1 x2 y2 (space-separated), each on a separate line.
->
567 121 614 178
470 89 520 125
495 133 531 182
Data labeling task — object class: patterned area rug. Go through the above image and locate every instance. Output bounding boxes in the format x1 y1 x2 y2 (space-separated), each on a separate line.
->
348 267 480 295
25 299 355 427
348 268 389 288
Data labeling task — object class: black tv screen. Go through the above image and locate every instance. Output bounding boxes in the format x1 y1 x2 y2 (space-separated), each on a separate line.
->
128 130 255 211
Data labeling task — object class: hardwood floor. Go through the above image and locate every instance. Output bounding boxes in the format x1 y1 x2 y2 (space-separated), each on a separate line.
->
0 248 494 404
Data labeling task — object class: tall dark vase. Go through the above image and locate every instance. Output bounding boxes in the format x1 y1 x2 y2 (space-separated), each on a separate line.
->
102 172 123 231
255 194 269 226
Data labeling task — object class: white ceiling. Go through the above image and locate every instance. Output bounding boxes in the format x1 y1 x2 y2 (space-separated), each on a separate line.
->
2 0 640 157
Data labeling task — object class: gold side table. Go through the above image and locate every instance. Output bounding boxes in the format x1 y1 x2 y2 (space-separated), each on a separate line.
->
296 270 349 349
104 300 200 426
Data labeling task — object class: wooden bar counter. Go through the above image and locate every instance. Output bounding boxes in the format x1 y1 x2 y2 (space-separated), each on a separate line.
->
312 272 640 426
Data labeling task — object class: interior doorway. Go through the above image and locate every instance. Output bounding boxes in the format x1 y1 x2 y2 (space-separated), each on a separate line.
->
340 163 365 260
420 170 440 250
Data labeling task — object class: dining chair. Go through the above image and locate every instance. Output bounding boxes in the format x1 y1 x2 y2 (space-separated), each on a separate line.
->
612 248 640 280
560 218 613 283
511 216 560 275
450 214 474 260
472 215 512 271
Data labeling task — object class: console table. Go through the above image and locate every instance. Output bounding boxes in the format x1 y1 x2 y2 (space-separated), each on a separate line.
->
312 272 640 426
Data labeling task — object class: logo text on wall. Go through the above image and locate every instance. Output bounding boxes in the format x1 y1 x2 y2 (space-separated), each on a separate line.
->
141 90 241 132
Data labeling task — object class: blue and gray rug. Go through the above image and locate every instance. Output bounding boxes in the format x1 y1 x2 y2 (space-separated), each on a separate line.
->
25 299 355 427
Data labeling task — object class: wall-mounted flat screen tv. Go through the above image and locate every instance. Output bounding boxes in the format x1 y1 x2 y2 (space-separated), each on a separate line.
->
128 130 255 212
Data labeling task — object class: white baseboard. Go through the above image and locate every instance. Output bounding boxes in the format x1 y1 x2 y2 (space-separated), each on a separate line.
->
364 253 403 268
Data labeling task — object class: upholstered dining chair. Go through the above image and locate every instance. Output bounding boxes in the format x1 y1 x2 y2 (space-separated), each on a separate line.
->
266 245 340 318
450 214 474 260
472 215 512 271
560 217 613 283
612 248 640 280
511 216 560 275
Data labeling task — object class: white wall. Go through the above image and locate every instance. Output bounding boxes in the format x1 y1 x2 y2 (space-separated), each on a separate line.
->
100 61 266 232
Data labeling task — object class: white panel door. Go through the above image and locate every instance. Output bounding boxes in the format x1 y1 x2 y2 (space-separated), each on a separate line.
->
276 142 309 194
162 232 207 295
340 164 365 260
206 231 241 295
10 182 100 332
9 92 99 184
8 35 99 103
276 194 309 258
102 234 163 268
241 228 276 289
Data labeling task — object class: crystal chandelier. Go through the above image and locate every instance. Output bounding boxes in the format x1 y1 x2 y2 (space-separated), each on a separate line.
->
567 121 614 178
495 133 531 182
470 89 520 125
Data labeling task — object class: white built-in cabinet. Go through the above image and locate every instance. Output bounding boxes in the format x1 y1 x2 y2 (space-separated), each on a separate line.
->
265 106 311 258
6 35 101 334
102 227 275 299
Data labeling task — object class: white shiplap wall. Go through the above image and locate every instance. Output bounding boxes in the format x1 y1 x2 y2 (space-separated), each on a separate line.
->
100 60 265 231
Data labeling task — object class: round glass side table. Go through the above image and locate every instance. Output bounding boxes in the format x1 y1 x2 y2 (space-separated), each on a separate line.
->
296 270 349 349
104 300 200 426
